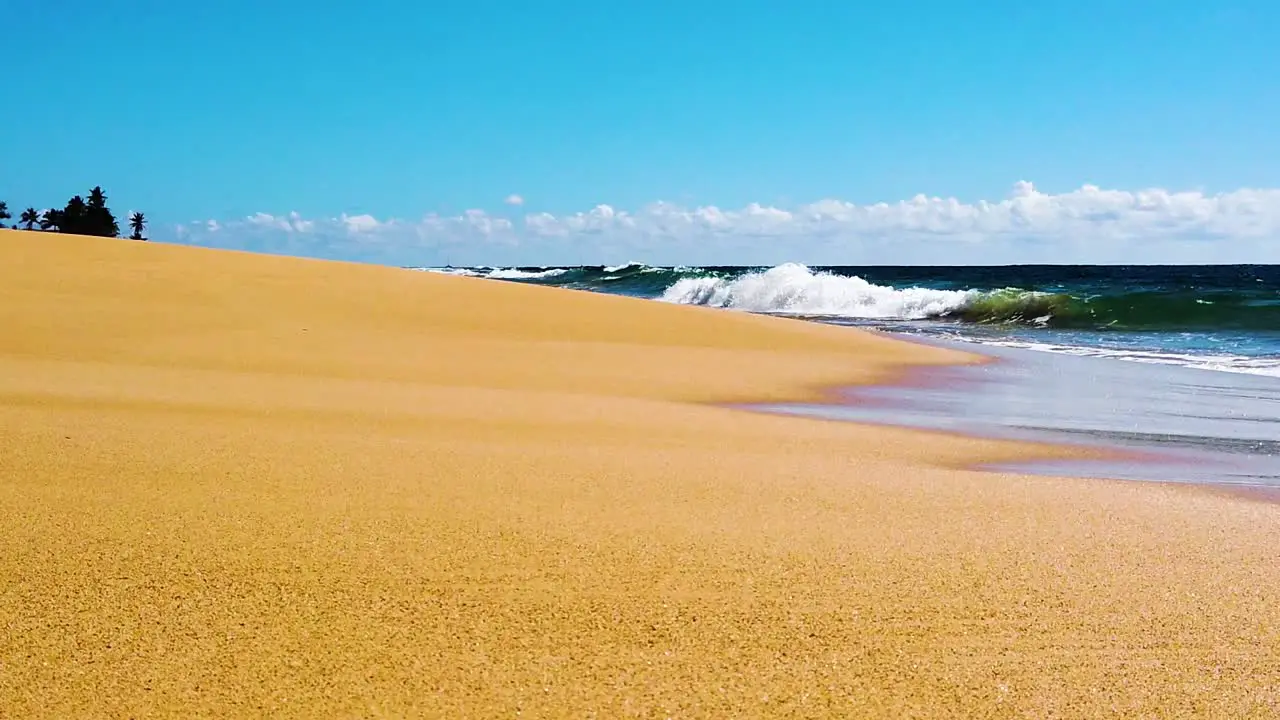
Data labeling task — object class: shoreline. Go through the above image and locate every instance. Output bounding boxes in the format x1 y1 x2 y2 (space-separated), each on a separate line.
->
727 362 1132 478
4 230 1280 716
756 327 1280 500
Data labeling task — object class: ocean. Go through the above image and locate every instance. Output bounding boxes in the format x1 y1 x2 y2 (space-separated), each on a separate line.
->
422 263 1280 488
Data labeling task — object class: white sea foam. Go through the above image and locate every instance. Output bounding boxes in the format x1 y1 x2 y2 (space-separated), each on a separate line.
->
603 261 645 273
417 266 568 280
971 339 1280 378
659 263 974 319
484 268 569 280
418 267 485 277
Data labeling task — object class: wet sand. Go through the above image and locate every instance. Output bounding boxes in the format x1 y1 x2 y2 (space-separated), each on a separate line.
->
757 334 1280 490
2 229 1278 717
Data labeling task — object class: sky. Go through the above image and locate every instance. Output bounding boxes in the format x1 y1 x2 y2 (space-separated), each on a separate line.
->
3 0 1279 266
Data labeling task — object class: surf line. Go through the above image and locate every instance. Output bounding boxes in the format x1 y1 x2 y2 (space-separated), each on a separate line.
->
720 330 1230 493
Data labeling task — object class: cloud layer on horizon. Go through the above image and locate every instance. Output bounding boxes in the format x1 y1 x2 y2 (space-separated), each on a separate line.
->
167 182 1280 266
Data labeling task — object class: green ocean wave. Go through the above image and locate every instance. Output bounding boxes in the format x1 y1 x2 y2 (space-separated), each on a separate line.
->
948 289 1280 330
424 263 1280 332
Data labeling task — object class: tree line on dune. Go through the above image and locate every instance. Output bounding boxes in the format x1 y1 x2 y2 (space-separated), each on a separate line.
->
0 186 147 240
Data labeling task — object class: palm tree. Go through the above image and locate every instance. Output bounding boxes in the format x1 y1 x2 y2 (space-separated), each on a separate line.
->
39 209 63 232
83 186 118 237
62 196 88 235
20 208 40 230
0 201 9 226
129 212 147 240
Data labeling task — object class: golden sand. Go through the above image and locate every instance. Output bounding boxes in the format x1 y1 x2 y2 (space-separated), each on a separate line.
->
1 229 1277 718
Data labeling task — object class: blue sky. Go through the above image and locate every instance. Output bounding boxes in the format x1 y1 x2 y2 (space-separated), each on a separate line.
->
4 0 1279 265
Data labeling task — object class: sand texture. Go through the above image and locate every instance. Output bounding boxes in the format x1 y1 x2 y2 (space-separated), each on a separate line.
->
2 230 1278 718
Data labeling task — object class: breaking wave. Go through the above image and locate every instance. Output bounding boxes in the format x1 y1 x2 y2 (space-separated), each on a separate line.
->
659 263 975 319
417 262 1280 332
657 264 1280 331
411 261 1280 377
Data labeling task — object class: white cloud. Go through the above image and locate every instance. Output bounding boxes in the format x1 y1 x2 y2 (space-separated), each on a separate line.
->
246 212 280 228
246 211 312 233
341 213 380 233
288 211 313 233
504 194 524 206
161 183 1280 266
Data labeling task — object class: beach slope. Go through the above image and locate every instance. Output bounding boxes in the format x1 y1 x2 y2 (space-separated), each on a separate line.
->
1 230 1277 717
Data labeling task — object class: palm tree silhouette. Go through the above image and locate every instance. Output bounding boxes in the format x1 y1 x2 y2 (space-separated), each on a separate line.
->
129 212 147 240
80 187 117 236
39 209 63 232
0 201 9 227
20 208 40 230
61 196 88 235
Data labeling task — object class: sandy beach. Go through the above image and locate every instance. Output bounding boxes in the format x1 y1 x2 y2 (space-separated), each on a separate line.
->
2 229 1278 717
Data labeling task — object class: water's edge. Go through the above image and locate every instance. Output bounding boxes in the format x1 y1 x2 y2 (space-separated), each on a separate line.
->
748 331 1280 494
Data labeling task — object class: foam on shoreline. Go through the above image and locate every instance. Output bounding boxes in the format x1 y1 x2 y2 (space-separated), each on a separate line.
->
754 333 1280 490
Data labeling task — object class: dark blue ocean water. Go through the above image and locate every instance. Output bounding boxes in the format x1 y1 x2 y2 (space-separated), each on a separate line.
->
424 262 1280 378
423 262 1280 487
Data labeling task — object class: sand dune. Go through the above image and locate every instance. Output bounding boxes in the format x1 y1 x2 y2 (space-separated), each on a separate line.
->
2 229 1277 717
